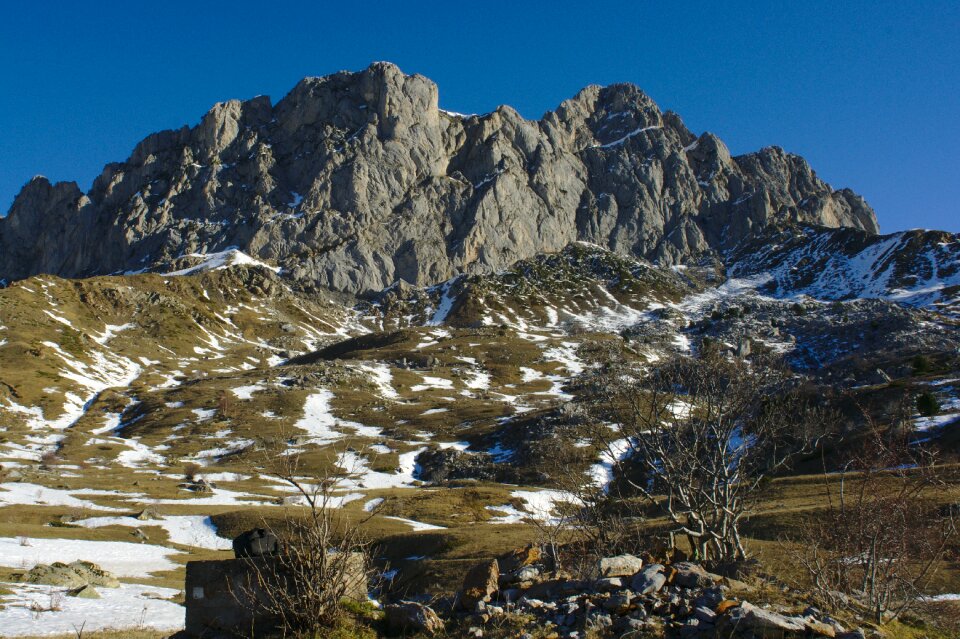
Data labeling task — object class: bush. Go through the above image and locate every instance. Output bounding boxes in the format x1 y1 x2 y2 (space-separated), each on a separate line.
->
912 354 932 375
917 392 940 417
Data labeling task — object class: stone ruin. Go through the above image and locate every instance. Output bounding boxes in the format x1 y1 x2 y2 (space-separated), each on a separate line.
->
183 528 366 637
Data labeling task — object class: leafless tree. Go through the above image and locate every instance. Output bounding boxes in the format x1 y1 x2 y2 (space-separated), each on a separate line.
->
792 407 957 623
590 351 827 563
523 474 643 576
231 443 379 636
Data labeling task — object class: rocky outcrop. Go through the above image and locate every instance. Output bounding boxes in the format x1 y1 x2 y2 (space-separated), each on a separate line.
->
23 560 120 589
0 62 878 294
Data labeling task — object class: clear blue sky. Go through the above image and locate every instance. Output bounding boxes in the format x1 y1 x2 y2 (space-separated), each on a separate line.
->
1 1 957 233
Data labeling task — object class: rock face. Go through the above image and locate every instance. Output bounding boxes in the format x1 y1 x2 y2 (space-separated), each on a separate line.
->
0 62 878 294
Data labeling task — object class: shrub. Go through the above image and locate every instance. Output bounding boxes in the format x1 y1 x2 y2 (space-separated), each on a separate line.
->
917 392 940 417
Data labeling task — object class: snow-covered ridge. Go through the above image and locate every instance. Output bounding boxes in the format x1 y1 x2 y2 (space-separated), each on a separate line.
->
729 226 960 314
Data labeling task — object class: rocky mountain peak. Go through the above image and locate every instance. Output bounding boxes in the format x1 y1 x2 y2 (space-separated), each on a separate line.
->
0 62 879 293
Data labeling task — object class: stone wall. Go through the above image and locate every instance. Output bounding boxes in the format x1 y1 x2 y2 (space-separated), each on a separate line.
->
184 554 366 637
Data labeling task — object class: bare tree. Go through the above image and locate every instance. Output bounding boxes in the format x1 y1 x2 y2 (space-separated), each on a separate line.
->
231 443 378 636
793 408 957 623
591 351 826 563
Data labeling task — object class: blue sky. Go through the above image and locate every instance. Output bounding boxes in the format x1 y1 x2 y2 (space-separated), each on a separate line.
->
1 1 957 232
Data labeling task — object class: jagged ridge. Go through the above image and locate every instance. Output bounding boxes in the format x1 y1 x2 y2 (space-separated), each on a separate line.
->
0 62 877 294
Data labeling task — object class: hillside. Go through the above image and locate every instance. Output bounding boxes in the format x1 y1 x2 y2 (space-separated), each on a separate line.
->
0 64 957 638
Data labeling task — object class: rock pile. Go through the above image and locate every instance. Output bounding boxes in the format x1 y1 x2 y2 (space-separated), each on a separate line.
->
391 549 870 638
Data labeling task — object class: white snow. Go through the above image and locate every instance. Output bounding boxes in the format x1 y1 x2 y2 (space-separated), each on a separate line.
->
0 483 123 511
594 125 662 149
0 537 178 576
410 375 455 393
519 367 543 383
337 448 426 490
588 438 633 491
0 582 184 636
357 363 399 399
427 279 459 325
464 370 492 390
74 515 232 550
488 489 579 525
363 497 385 512
383 517 445 531
230 383 265 400
294 391 383 445
162 247 280 276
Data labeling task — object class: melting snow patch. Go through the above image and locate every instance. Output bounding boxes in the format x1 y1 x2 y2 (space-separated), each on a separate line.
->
410 375 455 393
0 483 123 511
363 497 385 512
75 515 232 550
0 537 178 576
0 582 184 636
357 363 399 399
383 517 446 531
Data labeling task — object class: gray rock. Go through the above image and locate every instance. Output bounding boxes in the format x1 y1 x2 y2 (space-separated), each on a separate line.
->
631 564 667 594
384 601 444 636
671 562 716 589
720 601 806 634
693 605 717 623
593 577 622 592
0 63 879 293
603 593 632 614
66 584 100 599
596 554 644 578
23 561 119 589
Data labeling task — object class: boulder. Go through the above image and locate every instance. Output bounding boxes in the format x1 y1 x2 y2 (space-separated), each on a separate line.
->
66 584 100 599
594 577 622 592
497 545 542 573
805 619 837 638
384 601 444 636
134 507 161 520
460 559 499 609
718 601 806 636
603 592 632 615
232 528 282 558
24 563 87 588
68 560 120 588
631 564 667 594
670 562 717 589
23 561 119 589
595 554 643 578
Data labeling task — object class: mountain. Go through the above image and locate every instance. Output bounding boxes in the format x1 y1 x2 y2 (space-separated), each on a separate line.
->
0 62 877 294
0 63 959 636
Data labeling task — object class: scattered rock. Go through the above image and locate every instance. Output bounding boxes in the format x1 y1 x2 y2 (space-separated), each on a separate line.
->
460 559 499 610
595 554 643 578
671 562 716 589
134 507 161 520
66 584 100 599
385 601 444 636
719 601 806 634
631 564 667 594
